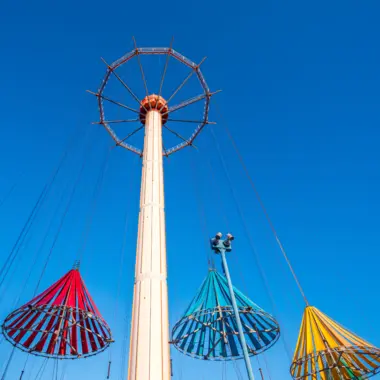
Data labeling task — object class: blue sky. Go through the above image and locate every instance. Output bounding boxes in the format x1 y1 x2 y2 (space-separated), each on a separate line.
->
0 0 380 379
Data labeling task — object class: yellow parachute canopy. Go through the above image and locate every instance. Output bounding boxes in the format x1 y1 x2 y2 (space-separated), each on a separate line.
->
291 306 380 380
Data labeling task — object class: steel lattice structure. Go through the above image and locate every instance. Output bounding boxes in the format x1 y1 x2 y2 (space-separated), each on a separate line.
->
2 268 113 359
90 44 218 156
171 269 280 361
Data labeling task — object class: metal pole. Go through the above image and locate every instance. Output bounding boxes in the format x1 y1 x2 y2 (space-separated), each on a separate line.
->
128 109 170 380
220 249 255 380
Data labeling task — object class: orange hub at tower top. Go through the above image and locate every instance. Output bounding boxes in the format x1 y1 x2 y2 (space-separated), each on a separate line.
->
139 94 169 125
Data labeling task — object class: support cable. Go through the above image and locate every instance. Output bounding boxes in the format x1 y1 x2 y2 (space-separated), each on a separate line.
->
119 313 130 380
208 126 293 361
133 37 152 110
160 56 206 112
0 172 24 210
117 126 144 146
214 101 309 306
55 361 59 380
13 129 93 375
33 359 48 380
203 154 275 378
255 354 272 380
12 184 69 308
59 362 67 380
94 119 140 125
0 186 47 288
232 360 244 380
190 157 215 268
87 91 139 114
52 361 57 380
0 226 34 304
77 145 111 264
0 347 15 380
11 185 69 379
118 159 139 380
0 124 80 291
18 350 30 380
194 152 274 378
163 125 194 148
158 37 174 98
263 356 272 380
25 360 35 380
107 173 134 379
100 58 144 110
33 129 94 296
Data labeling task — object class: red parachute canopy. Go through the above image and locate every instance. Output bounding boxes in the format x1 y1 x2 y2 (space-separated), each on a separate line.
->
2 268 113 359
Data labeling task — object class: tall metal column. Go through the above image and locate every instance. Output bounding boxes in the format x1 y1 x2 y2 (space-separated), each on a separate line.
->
128 108 170 380
93 45 214 380
211 233 255 380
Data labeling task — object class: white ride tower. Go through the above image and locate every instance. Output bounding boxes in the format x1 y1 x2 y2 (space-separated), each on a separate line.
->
91 43 216 380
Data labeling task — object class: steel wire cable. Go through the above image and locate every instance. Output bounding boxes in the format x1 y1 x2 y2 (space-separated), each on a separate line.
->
200 151 275 379
12 183 70 309
256 354 272 380
33 127 95 297
0 130 84 380
0 186 48 287
119 313 130 380
77 143 111 265
232 360 244 380
18 353 29 380
13 184 70 378
214 101 309 306
25 357 35 380
0 125 82 294
115 156 140 380
5 128 93 377
51 361 56 380
190 156 215 268
0 172 24 210
0 347 15 380
33 359 48 380
59 361 67 380
191 152 274 379
0 227 35 305
207 125 293 361
55 360 59 380
107 159 137 379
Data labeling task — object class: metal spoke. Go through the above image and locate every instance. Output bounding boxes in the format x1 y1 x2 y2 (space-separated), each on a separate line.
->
133 37 151 109
158 37 174 97
163 57 207 108
93 119 140 125
168 118 216 124
162 142 169 157
101 58 145 111
87 91 139 114
116 125 144 146
163 90 221 116
163 125 197 149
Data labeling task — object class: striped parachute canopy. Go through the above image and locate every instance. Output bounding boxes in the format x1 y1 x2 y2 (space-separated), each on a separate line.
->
2 268 113 359
291 306 380 380
171 269 280 360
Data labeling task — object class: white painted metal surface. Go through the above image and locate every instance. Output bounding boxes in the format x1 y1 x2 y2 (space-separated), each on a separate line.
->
128 110 170 380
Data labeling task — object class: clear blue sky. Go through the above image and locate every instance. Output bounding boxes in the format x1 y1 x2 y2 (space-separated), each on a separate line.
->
0 0 380 379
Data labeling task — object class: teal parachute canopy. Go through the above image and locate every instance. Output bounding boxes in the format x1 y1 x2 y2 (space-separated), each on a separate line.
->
171 269 280 360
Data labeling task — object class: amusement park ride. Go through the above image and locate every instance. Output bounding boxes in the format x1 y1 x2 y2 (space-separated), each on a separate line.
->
0 41 379 380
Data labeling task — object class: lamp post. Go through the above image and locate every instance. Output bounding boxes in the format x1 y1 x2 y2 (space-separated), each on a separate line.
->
211 232 255 380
